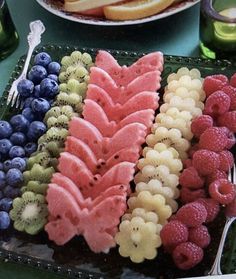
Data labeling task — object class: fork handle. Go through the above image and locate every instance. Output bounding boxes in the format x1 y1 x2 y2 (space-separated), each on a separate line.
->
208 216 236 275
21 20 45 76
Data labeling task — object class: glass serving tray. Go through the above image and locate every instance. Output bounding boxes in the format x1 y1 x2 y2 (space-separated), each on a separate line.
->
0 45 236 279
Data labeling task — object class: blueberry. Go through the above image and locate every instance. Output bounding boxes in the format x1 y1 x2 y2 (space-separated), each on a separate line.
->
24 142 37 157
3 186 20 198
0 171 6 189
0 121 13 139
47 74 58 82
0 191 2 200
0 139 12 156
11 157 26 172
33 84 41 98
28 65 47 85
9 146 25 159
0 198 12 212
10 114 29 133
3 160 12 172
0 163 3 171
17 79 34 98
10 132 26 146
0 211 10 230
40 78 59 98
22 107 35 122
23 97 34 109
47 62 61 75
31 98 50 114
34 52 52 67
27 121 46 141
6 168 23 187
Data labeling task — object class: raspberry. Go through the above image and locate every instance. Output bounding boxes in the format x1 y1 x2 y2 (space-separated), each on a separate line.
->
172 242 204 270
203 75 228 97
179 167 204 189
199 127 228 152
191 115 213 138
192 150 220 176
218 111 236 132
222 85 236 110
188 225 211 248
188 144 199 158
197 198 220 223
160 220 188 252
180 188 206 204
225 199 236 218
209 179 236 205
176 202 207 227
219 127 236 149
206 170 228 185
204 91 230 117
219 150 234 172
230 73 236 87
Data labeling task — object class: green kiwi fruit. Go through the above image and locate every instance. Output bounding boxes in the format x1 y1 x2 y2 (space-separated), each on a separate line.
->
10 191 48 235
26 181 48 195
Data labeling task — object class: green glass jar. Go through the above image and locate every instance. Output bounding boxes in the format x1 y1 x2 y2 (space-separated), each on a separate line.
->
200 0 236 59
0 0 19 60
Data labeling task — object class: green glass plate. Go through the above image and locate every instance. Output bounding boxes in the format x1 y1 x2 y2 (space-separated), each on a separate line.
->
0 45 235 279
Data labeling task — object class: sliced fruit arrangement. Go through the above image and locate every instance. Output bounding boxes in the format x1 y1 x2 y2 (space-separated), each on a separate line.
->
115 67 206 263
9 51 93 235
160 74 236 270
0 52 61 231
45 50 164 253
64 0 177 21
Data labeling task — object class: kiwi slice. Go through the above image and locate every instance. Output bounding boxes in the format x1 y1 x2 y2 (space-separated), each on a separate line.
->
26 181 48 195
30 164 54 183
60 79 88 97
27 151 51 169
55 93 83 113
10 191 48 235
46 141 64 158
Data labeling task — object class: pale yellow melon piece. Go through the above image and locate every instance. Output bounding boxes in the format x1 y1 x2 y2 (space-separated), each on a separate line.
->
104 0 175 21
64 0 124 12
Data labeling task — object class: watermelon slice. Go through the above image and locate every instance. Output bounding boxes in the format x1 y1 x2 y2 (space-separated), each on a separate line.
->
88 69 161 104
79 195 127 253
83 99 156 136
65 135 140 174
95 50 163 86
68 117 147 159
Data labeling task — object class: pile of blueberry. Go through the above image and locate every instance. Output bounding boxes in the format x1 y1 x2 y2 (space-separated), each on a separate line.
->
0 52 61 230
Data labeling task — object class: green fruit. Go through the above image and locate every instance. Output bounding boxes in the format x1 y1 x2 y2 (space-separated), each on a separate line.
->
10 191 48 235
26 181 48 195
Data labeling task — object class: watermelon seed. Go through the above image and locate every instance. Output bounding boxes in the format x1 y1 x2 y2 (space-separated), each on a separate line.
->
114 155 119 159
101 161 106 166
96 165 101 169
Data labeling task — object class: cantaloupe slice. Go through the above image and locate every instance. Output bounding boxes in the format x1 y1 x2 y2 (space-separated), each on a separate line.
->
104 0 175 21
64 0 124 12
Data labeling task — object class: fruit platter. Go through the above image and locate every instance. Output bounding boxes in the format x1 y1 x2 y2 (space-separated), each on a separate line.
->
0 45 236 279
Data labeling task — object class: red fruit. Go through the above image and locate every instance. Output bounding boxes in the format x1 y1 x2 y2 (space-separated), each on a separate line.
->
230 73 236 87
199 127 228 152
179 167 204 189
172 242 204 270
209 179 236 205
183 159 192 168
160 220 188 252
218 111 236 132
197 198 220 223
204 90 230 117
180 188 206 204
188 225 211 248
223 85 236 110
191 115 213 138
176 202 207 227
206 169 228 185
188 144 199 158
219 150 234 172
192 150 220 176
225 199 236 218
219 127 236 149
203 75 228 97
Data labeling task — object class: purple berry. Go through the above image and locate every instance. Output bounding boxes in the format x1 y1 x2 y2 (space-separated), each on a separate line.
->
0 198 12 212
47 62 60 75
11 157 26 172
10 132 26 146
0 211 10 230
0 171 6 189
9 146 25 159
17 79 34 98
10 114 29 133
24 142 37 156
28 65 47 84
3 186 20 198
0 121 13 139
6 168 23 187
34 52 52 67
0 139 12 155
40 78 59 98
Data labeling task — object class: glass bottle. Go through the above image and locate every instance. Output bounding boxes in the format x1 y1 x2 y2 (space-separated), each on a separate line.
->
0 0 19 60
200 0 236 59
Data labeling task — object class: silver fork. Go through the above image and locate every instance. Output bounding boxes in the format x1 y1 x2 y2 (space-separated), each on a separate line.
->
7 20 45 108
208 163 236 275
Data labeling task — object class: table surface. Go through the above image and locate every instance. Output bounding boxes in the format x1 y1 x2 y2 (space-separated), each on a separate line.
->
0 0 200 278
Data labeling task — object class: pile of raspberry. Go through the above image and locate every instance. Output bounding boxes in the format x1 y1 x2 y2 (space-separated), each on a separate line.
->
160 74 236 270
